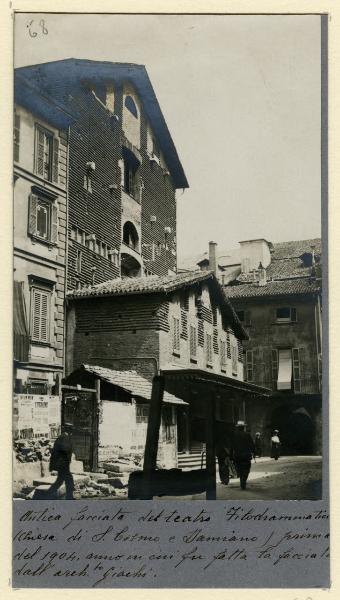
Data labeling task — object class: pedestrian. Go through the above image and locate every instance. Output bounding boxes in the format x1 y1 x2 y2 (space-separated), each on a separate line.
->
231 421 255 490
254 432 262 458
271 429 281 460
215 423 231 485
47 430 74 499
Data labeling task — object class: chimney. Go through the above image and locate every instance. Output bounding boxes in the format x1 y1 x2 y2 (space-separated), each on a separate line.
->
209 241 217 276
258 262 267 286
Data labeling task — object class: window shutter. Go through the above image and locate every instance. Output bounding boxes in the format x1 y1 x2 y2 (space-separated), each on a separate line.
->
52 137 59 184
31 288 50 343
291 307 297 322
28 194 38 236
35 127 45 176
246 350 254 381
292 347 301 392
32 289 42 340
271 349 278 389
51 204 58 244
14 113 20 162
40 292 49 342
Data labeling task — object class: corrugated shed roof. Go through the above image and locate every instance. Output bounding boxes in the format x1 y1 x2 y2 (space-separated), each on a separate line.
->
82 364 187 405
224 278 320 299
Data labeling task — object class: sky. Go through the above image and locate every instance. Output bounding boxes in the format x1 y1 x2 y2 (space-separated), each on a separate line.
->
14 13 322 262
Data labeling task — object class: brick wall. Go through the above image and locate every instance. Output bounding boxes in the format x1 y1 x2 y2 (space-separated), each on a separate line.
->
66 294 163 378
66 80 178 290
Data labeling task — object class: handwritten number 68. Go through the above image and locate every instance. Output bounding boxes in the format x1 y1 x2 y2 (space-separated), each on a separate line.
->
27 19 48 38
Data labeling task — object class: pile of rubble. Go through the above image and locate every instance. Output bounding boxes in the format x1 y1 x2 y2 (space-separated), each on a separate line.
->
13 445 144 500
14 438 52 463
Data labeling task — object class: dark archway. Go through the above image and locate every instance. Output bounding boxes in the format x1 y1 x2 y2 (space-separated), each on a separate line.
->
269 403 315 455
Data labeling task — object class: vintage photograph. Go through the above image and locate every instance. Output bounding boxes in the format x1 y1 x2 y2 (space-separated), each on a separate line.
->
13 13 324 501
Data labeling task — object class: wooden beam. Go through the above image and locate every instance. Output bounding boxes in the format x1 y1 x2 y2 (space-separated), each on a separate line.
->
92 378 100 472
205 392 216 500
143 375 165 473
61 385 97 393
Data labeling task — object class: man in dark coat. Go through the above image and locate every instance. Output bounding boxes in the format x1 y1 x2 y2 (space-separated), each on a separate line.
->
48 431 74 499
231 421 255 490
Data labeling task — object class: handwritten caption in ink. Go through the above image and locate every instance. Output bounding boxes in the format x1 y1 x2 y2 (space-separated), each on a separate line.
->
13 504 330 588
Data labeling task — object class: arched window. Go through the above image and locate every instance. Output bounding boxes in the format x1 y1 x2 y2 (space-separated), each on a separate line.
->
123 221 139 251
124 95 138 118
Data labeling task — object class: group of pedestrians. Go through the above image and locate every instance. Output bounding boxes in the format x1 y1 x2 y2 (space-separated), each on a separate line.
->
217 421 281 490
45 422 281 499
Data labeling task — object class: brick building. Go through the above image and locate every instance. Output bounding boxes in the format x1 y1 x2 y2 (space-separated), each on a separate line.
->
16 59 188 290
65 271 267 468
193 238 322 455
13 72 74 406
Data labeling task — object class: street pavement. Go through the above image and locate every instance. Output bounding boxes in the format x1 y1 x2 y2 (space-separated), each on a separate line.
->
160 456 322 501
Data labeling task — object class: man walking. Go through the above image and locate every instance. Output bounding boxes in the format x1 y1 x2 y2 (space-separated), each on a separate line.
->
231 421 255 490
48 430 74 499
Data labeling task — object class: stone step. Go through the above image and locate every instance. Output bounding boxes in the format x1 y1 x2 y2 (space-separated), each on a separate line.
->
33 473 90 487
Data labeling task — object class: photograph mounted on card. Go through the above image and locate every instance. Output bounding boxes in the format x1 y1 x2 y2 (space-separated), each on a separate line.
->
12 10 328 589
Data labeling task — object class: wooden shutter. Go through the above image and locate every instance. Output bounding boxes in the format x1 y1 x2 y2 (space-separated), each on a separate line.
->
35 126 45 176
14 113 20 162
292 348 301 392
51 204 58 244
52 137 59 184
28 194 38 236
246 350 254 381
173 317 180 352
291 307 297 322
231 344 238 374
271 349 278 390
40 292 49 342
31 288 49 342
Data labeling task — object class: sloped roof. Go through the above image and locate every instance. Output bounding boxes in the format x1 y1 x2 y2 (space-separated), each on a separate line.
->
180 238 322 280
224 278 320 300
68 271 211 299
82 364 187 405
15 59 188 189
67 271 248 340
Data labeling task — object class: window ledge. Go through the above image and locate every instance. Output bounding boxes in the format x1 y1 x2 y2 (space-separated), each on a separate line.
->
30 340 52 348
30 234 57 249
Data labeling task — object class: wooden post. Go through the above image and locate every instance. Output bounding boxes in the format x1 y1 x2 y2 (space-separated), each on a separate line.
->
143 375 165 472
92 377 100 472
205 391 216 500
